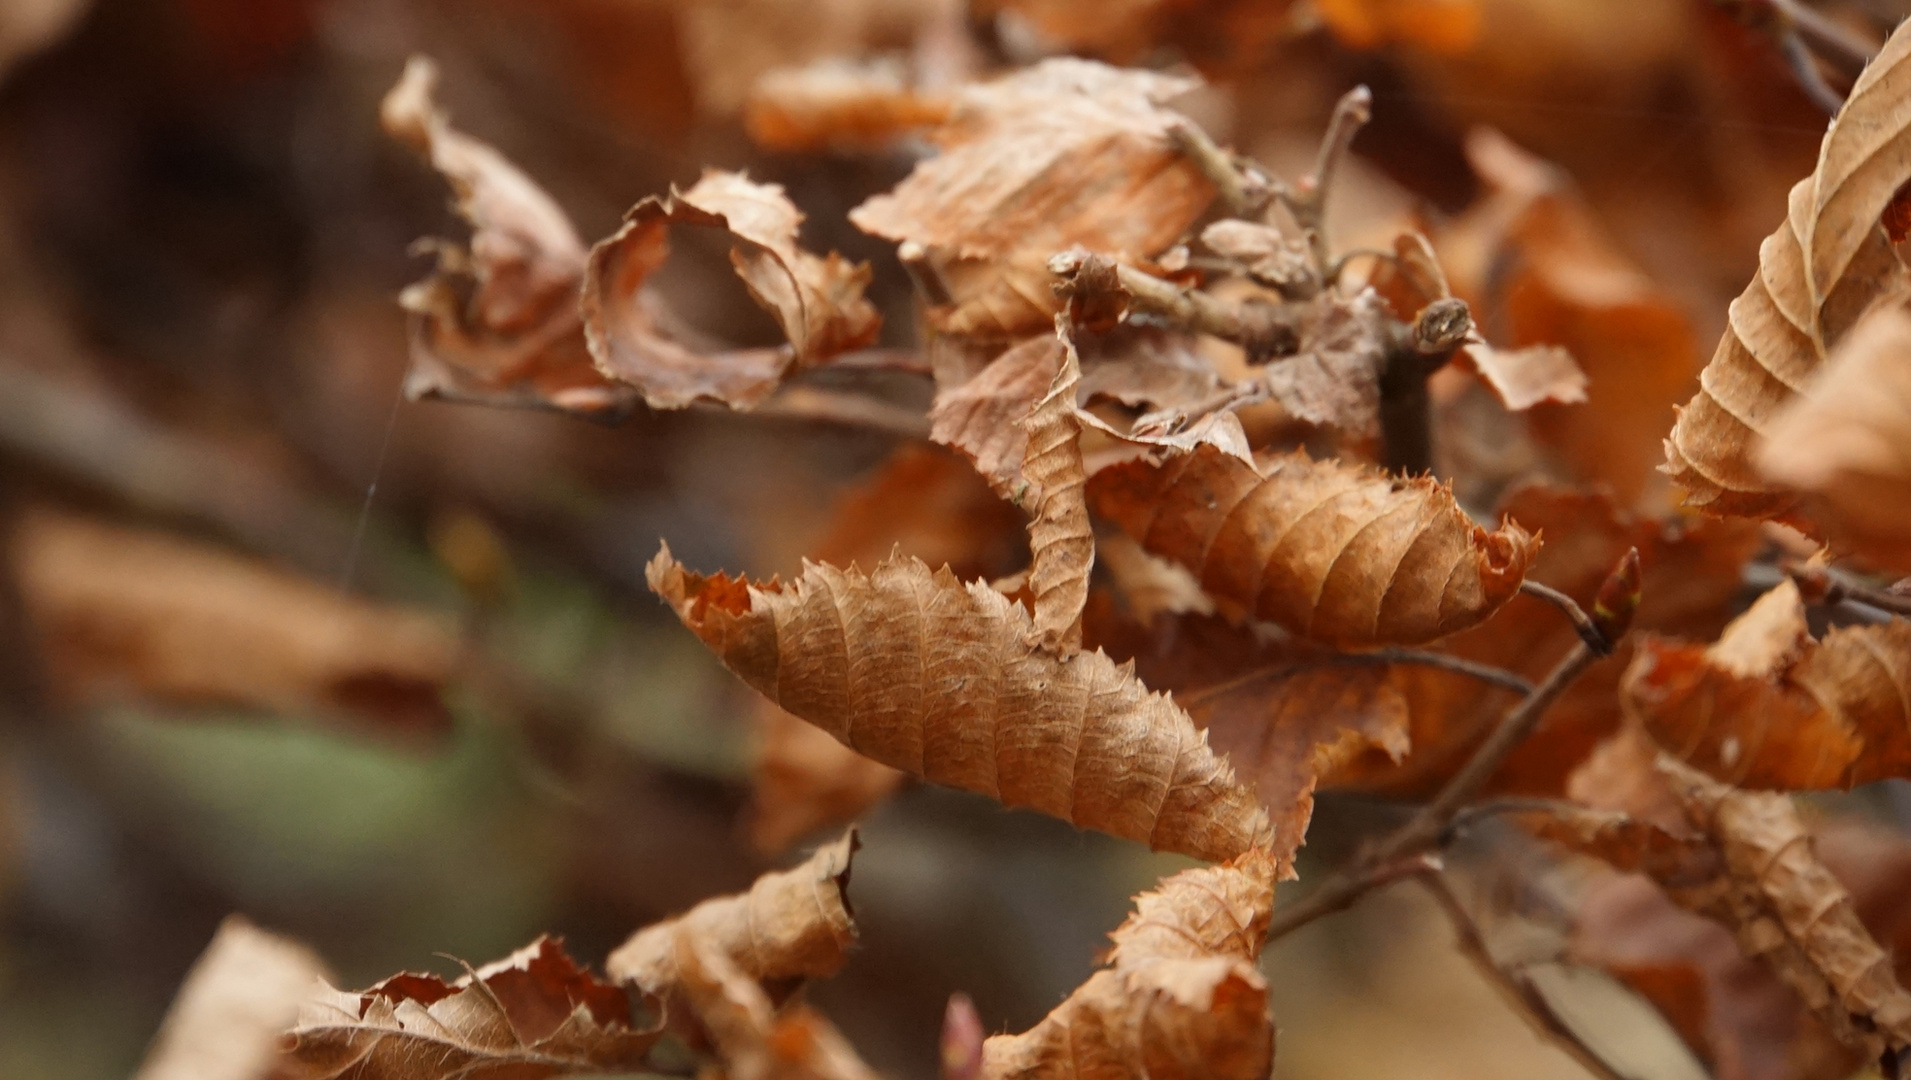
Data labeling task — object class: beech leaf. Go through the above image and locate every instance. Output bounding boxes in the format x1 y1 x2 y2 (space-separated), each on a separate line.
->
849 58 1214 338
606 829 860 996
276 936 656 1080
1022 318 1093 655
136 917 330 1080
1087 443 1539 646
1622 579 1911 791
672 934 883 1080
1665 21 1911 519
981 850 1277 1080
582 170 881 410
1757 304 1911 571
647 546 1271 862
380 56 636 419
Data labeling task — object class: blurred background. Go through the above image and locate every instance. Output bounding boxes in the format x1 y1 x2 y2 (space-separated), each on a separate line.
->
0 1 1891 1077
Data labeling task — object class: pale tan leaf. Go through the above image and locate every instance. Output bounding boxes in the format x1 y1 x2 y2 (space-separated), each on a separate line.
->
1023 320 1092 655
1087 443 1538 646
1666 23 1911 519
751 704 905 855
1622 581 1911 791
1259 290 1390 447
276 936 655 1080
607 830 859 995
849 58 1214 338
744 58 952 153
136 916 330 1080
929 335 1062 504
647 547 1271 862
380 56 636 419
1463 339 1588 411
1757 304 1911 571
12 508 461 735
980 851 1277 1080
582 170 880 410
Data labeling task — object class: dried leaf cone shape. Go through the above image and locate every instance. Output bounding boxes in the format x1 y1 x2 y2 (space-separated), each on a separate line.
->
606 830 860 995
1665 21 1911 519
982 850 1278 1080
1022 320 1093 656
1087 444 1538 646
647 546 1271 862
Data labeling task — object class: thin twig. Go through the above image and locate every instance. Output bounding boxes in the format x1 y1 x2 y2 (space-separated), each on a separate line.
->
1177 648 1534 710
1168 122 1271 218
1265 640 1605 943
1771 0 1875 77
1827 579 1911 619
1261 852 1443 941
1417 871 1639 1080
1518 581 1613 656
740 385 931 439
1439 797 1589 845
1279 85 1373 269
1049 251 1302 359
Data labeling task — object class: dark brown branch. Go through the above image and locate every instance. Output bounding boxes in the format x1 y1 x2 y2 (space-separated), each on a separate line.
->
1379 297 1472 475
1177 648 1534 711
1417 871 1639 1080
1261 852 1443 941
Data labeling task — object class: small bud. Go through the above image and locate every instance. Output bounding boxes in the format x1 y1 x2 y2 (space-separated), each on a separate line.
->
1412 298 1472 354
941 993 984 1080
1591 547 1643 647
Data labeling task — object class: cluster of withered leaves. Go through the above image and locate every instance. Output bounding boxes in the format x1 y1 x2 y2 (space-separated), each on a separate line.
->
347 12 1911 1080
1532 728 1911 1080
382 55 880 418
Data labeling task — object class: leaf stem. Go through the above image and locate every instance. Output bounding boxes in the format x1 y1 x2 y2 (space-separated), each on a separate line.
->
1518 580 1613 655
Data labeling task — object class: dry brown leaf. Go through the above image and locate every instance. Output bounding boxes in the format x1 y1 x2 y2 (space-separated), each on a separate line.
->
929 335 1063 504
607 830 859 996
583 169 880 410
1095 534 1214 623
1259 289 1389 448
748 445 1026 853
981 850 1277 1080
380 56 636 419
1023 320 1093 655
1074 330 1232 416
1757 304 1911 572
1622 579 1911 791
1087 442 1538 646
1463 340 1588 411
1666 22 1911 520
276 936 655 1080
648 547 1271 862
672 934 883 1080
1327 484 1756 797
849 58 1214 338
12 508 461 735
975 0 1290 73
1658 759 1911 1066
1441 128 1704 508
1082 599 1406 873
744 58 952 153
136 916 331 1080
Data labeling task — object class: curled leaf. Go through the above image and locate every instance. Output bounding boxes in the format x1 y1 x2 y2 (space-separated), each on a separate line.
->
929 335 1064 503
1666 22 1911 519
849 58 1214 338
380 56 636 419
1087 443 1538 646
981 851 1277 1080
1757 304 1911 571
1623 580 1911 791
1023 320 1093 655
278 936 656 1080
1463 340 1588 411
607 830 859 996
647 546 1271 862
583 170 880 410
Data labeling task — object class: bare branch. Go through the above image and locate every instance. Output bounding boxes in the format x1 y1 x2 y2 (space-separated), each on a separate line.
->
1168 122 1272 219
1519 580 1614 656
